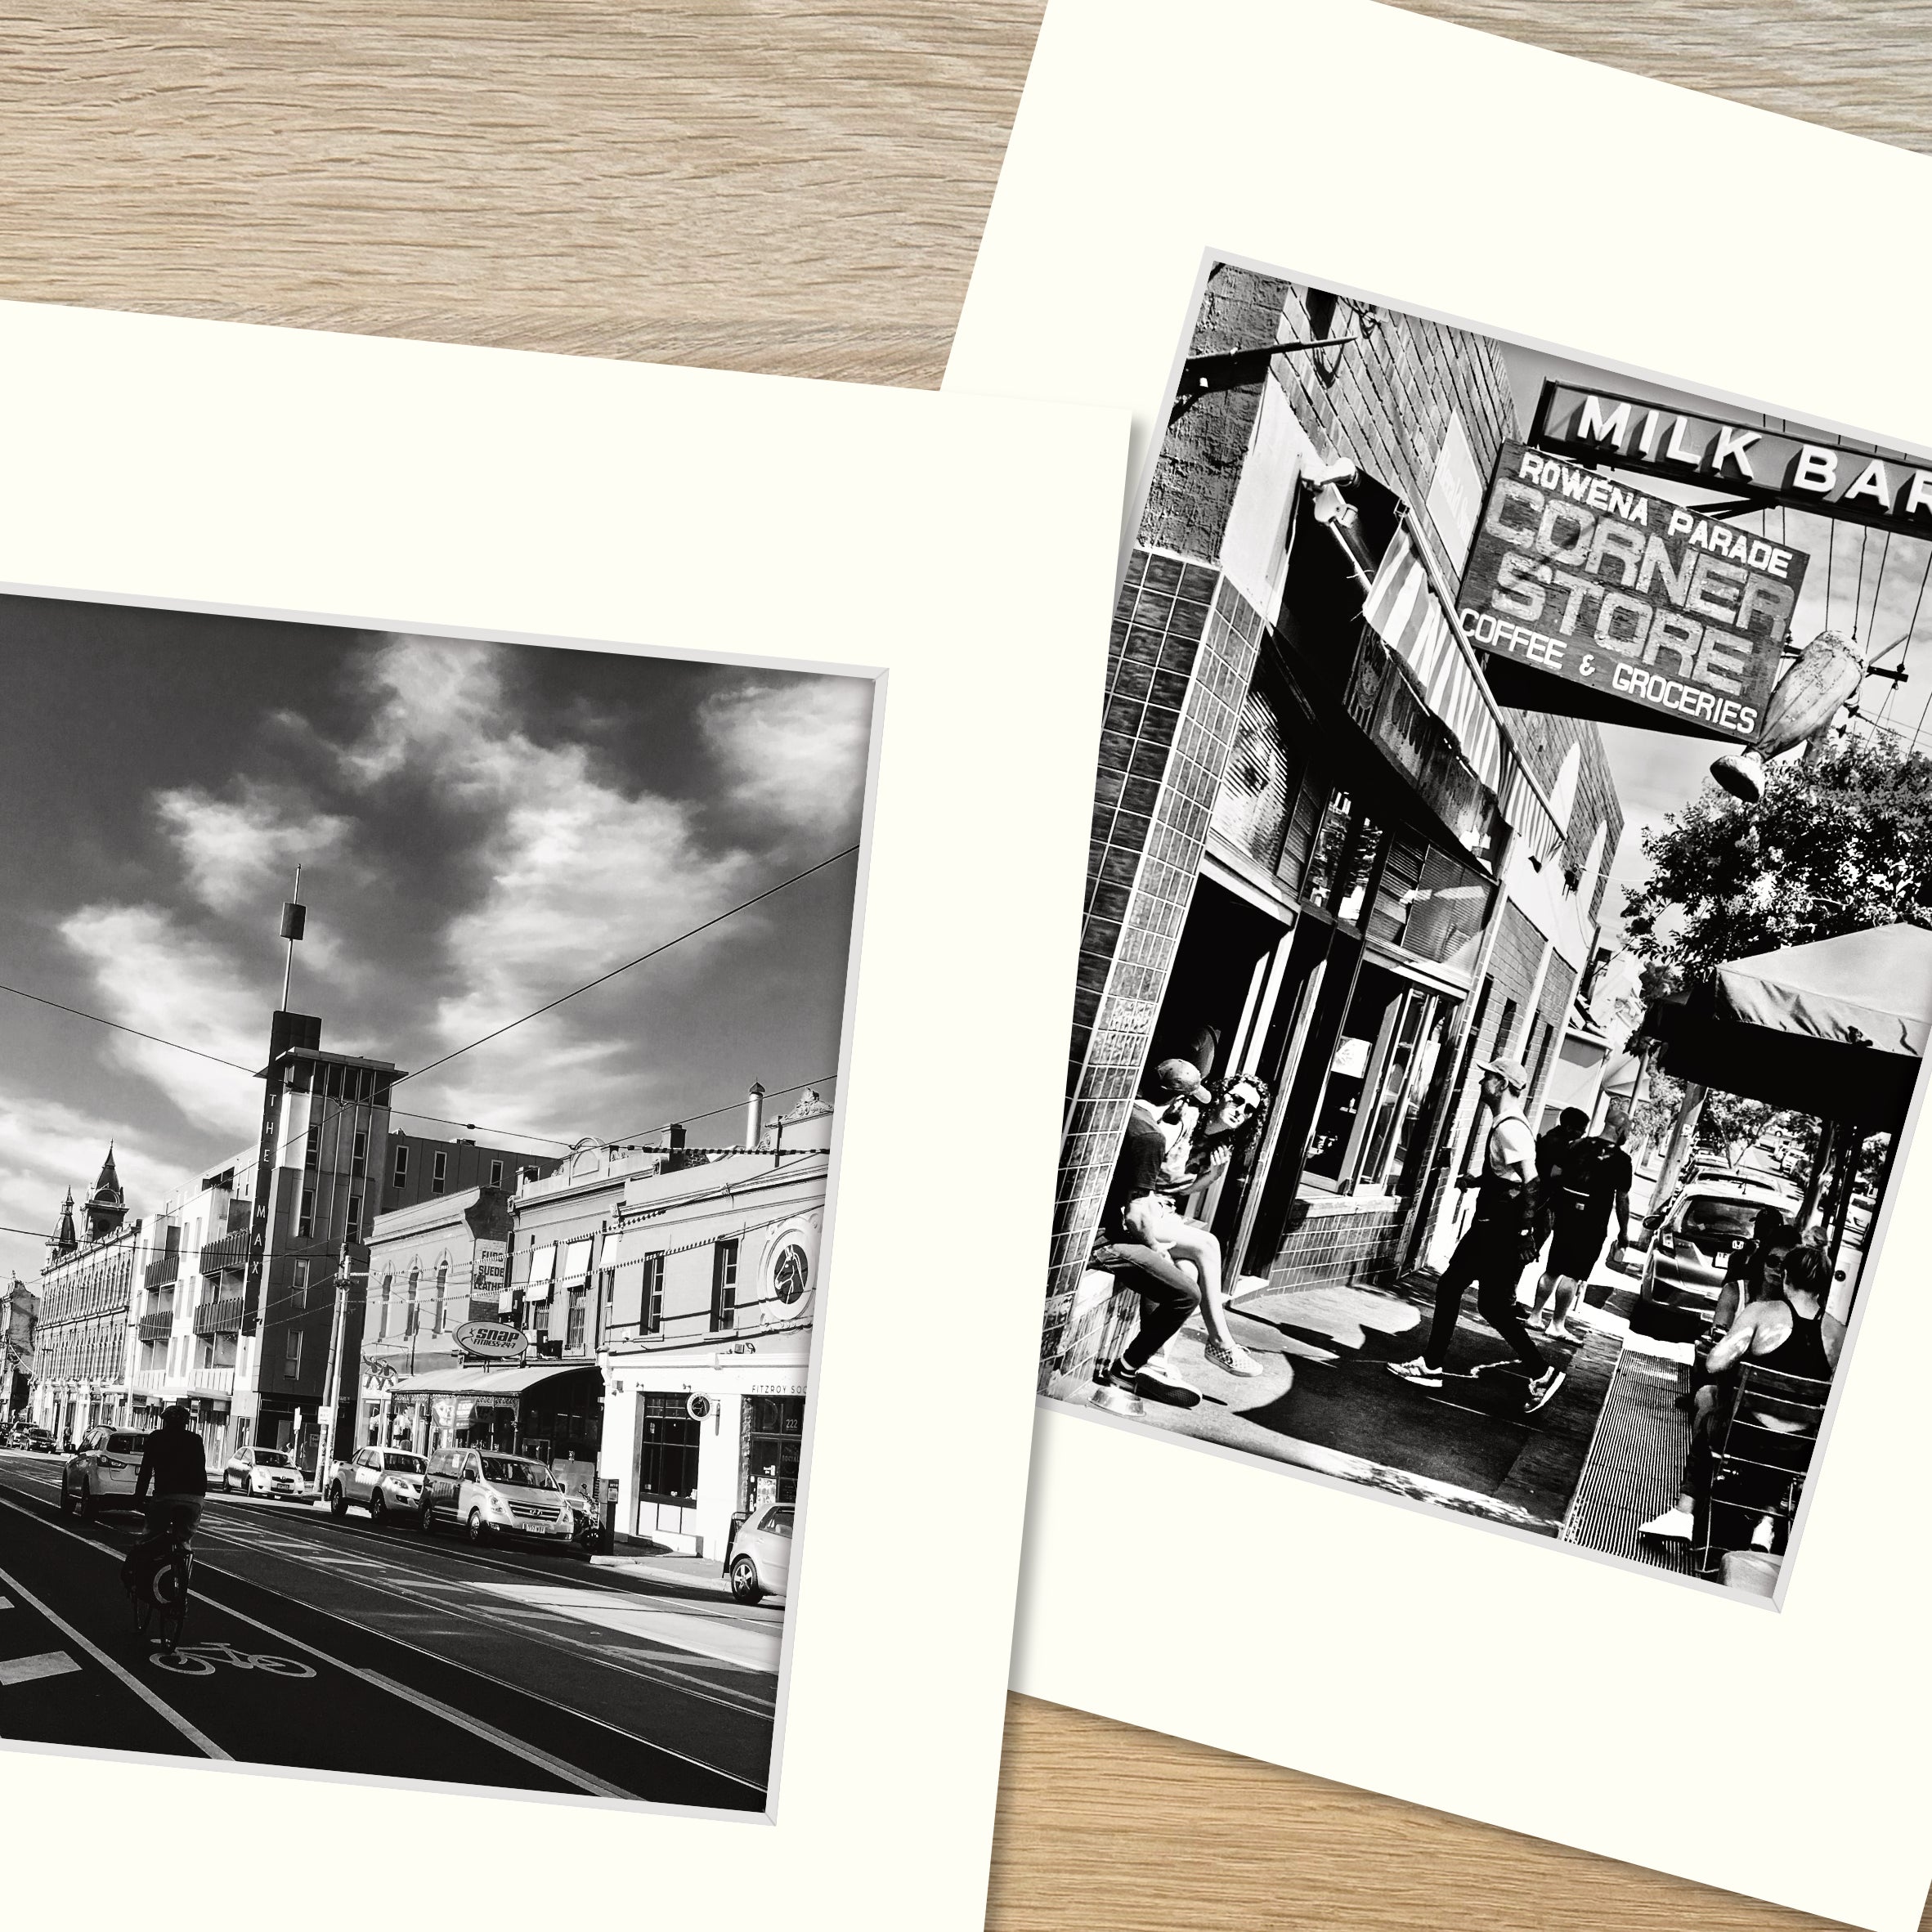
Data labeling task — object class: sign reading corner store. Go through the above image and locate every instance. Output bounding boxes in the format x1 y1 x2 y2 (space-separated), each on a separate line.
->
1457 442 1807 741
454 1321 528 1363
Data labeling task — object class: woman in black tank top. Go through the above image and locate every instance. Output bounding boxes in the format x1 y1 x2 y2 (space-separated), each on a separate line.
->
1707 1241 1842 1392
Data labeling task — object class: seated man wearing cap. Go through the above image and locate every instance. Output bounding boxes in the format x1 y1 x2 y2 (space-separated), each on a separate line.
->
1387 1056 1565 1414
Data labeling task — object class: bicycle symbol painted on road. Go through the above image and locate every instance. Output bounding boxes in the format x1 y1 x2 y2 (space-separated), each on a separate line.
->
149 1640 316 1679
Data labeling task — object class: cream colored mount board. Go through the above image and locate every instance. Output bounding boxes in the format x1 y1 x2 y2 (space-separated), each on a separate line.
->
0 297 1127 1932
948 3 1932 1927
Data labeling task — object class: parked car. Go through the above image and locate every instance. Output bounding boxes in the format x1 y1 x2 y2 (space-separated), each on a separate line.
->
222 1445 308 1500
325 1446 428 1525
724 1501 793 1604
1639 1180 1797 1306
60 1426 149 1519
6 1422 56 1451
419 1447 574 1545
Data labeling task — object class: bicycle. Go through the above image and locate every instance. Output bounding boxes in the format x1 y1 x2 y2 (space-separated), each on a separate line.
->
125 1527 195 1652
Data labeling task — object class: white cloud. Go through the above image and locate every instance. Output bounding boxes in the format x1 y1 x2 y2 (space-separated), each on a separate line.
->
56 903 267 1141
701 677 873 847
155 782 353 921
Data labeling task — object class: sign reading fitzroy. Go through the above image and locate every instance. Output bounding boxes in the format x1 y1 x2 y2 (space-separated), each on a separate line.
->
1457 442 1809 742
1534 383 1932 540
453 1320 528 1363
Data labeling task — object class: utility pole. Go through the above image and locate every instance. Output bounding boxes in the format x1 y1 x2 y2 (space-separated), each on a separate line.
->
313 1243 363 1494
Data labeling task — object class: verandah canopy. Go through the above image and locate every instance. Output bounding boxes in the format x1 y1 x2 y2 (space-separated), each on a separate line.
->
1640 923 1932 1132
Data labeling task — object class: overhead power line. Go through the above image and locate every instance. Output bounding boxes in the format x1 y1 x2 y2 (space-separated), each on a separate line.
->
0 981 254 1074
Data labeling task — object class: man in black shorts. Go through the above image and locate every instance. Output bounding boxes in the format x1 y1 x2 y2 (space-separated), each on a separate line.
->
1090 1106 1204 1410
1536 1118 1633 1341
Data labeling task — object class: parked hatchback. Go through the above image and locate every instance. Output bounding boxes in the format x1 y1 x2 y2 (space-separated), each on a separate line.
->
1640 1181 1798 1305
61 1426 148 1519
326 1446 428 1525
222 1445 307 1500
725 1502 793 1604
419 1447 573 1545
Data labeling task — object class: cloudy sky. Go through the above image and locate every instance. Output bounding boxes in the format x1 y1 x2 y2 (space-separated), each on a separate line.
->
1501 343 1932 970
0 598 872 1280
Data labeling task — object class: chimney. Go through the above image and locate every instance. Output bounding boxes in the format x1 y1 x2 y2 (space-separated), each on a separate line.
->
745 1083 765 1150
663 1123 687 1173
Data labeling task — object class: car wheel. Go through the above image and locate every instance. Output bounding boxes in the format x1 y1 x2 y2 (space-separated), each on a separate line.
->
76 1481 96 1523
328 1483 347 1518
465 1508 487 1545
59 1480 74 1517
728 1553 763 1604
368 1490 387 1527
224 1470 239 1494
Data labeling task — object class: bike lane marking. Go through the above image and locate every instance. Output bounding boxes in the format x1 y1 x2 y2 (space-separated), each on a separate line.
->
0 1556 230 1759
0 1492 637 1800
0 1651 82 1685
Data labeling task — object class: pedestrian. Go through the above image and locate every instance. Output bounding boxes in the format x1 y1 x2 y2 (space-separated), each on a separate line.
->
1387 1056 1565 1413
1525 1105 1589 1323
1532 1117 1633 1341
1090 1106 1208 1408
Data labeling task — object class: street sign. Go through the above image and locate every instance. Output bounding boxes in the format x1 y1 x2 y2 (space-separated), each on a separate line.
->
1456 441 1808 743
1533 381 1932 541
453 1320 528 1363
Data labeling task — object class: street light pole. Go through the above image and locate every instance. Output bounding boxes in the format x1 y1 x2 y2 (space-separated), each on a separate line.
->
314 1245 364 1495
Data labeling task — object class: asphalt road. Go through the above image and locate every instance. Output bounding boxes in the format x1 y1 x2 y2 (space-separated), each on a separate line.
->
0 1449 779 1813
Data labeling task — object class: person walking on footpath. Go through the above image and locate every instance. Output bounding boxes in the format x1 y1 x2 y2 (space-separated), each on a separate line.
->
1387 1056 1565 1413
1532 1117 1633 1340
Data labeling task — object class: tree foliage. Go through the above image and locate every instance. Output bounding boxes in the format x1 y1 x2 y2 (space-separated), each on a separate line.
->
1622 735 1932 984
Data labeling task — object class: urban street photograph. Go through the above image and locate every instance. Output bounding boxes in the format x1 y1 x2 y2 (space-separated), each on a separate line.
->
1047 258 1932 1596
0 598 872 1809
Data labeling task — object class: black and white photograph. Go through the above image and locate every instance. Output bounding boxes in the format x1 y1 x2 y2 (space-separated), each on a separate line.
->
1047 256 1932 1598
0 596 871 1809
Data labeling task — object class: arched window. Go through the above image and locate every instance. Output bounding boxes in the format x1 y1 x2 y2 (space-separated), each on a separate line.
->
378 1269 394 1339
433 1259 448 1334
406 1264 420 1337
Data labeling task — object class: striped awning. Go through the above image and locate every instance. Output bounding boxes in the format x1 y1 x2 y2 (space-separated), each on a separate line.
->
1363 527 1565 870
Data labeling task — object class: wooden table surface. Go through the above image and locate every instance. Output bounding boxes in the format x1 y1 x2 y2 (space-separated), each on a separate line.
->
5 6 1928 1927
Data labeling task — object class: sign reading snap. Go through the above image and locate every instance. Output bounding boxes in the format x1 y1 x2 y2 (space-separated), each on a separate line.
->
1533 382 1932 540
452 1320 529 1363
1457 442 1807 742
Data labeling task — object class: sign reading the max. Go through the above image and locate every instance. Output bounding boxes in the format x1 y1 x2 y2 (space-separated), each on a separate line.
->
1533 382 1932 539
1457 442 1808 742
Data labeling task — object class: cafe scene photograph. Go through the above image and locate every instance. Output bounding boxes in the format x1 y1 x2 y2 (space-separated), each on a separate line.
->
1049 255 1932 1598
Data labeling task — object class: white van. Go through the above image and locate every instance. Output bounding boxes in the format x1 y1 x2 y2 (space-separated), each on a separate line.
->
419 1446 574 1546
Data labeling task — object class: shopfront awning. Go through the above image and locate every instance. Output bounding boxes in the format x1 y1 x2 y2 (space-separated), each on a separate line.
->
1360 522 1567 873
1641 923 1932 1130
388 1362 596 1396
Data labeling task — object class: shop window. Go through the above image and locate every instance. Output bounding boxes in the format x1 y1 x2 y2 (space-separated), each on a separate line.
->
1300 789 1385 926
1302 966 1451 1196
641 1254 665 1336
635 1394 699 1504
740 1395 803 1512
1381 842 1491 974
710 1239 739 1331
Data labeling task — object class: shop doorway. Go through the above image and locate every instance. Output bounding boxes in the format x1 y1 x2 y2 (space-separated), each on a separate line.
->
1148 874 1294 1091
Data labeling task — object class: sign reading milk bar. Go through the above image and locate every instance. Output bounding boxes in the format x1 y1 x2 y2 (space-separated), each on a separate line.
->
1457 440 1808 741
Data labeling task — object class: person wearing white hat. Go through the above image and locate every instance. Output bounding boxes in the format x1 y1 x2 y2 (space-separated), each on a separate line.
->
1387 1055 1565 1414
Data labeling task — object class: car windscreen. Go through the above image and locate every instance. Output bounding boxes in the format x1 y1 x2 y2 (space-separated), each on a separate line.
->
253 1449 294 1467
1677 1198 1767 1246
385 1452 427 1473
479 1455 556 1488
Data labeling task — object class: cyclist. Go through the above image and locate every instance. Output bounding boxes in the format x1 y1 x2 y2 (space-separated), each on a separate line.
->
123 1403 207 1600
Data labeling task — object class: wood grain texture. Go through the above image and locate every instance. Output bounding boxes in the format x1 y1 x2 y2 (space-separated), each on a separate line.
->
0 4 1922 1928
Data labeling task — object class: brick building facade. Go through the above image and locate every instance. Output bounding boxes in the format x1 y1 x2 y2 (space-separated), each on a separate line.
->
1046 263 1625 1387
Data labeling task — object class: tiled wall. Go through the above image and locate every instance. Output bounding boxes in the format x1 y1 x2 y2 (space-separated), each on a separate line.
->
1047 556 1266 1381
1264 1199 1409 1292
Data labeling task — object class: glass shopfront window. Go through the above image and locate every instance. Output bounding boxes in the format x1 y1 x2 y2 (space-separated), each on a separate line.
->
635 1394 699 1504
1302 964 1453 1196
1302 789 1384 926
740 1393 803 1513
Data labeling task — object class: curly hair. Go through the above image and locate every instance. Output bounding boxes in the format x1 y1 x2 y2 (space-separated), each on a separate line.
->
1197 1071 1272 1170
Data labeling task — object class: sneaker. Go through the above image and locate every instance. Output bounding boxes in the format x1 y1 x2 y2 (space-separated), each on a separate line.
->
1750 1514 1776 1552
1098 1356 1140 1393
1385 1356 1443 1387
1204 1339 1266 1377
1638 1505 1695 1541
1132 1366 1203 1409
1523 1366 1566 1413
